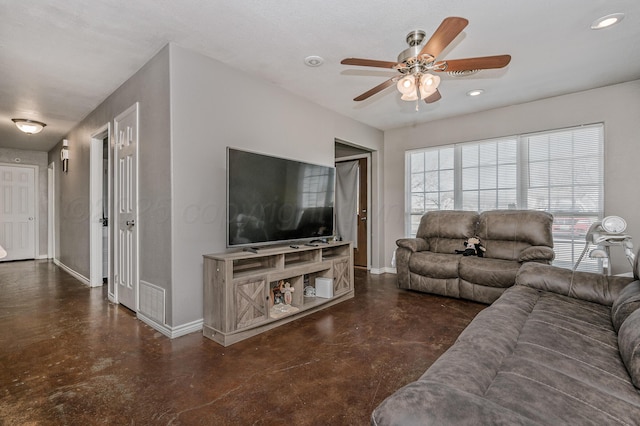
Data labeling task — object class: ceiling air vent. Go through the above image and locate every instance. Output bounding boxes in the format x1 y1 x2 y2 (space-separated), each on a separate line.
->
447 69 480 77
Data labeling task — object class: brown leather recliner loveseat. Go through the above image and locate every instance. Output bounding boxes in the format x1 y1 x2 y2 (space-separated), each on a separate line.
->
395 210 554 304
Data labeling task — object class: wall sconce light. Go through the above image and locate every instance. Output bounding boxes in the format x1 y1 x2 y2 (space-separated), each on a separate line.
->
12 118 47 135
61 139 69 173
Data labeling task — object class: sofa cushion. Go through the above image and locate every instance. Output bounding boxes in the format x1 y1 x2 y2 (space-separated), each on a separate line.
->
458 257 520 288
611 281 640 332
619 308 640 389
416 211 478 254
477 210 554 261
408 252 459 279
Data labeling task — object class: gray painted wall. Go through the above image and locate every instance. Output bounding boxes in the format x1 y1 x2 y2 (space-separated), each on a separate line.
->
384 79 640 274
47 43 383 332
0 148 48 258
168 44 384 326
48 46 172 303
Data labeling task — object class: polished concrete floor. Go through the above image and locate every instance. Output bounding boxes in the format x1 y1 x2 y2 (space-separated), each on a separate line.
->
0 260 485 425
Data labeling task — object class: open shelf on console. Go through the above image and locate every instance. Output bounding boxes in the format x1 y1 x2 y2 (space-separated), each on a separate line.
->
284 250 320 268
322 244 350 260
232 255 280 279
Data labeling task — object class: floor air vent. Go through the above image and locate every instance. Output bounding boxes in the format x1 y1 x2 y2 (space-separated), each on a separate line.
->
139 281 165 324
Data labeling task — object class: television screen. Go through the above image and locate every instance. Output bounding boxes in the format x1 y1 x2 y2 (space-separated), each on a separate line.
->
227 148 335 248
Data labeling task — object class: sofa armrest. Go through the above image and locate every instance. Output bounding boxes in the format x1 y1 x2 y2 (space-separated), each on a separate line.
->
396 238 428 253
518 245 555 262
516 262 635 306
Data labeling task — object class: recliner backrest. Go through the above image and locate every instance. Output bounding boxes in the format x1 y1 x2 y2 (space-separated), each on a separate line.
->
416 211 479 254
477 210 554 261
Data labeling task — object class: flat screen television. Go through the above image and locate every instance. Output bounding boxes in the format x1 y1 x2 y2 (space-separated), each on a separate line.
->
226 147 335 248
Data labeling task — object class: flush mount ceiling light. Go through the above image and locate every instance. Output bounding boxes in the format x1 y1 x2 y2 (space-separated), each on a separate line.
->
467 89 484 97
304 55 324 67
12 118 47 134
591 13 625 30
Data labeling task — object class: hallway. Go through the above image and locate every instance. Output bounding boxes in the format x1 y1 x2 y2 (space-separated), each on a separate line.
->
0 260 484 425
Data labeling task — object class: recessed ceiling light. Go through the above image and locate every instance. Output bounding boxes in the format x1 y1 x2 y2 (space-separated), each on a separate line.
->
467 89 484 97
304 56 324 67
591 13 624 30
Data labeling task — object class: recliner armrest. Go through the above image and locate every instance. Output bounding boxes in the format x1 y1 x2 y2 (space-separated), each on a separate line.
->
396 238 428 253
516 262 635 306
518 245 555 262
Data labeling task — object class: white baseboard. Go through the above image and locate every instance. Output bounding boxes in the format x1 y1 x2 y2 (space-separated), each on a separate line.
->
53 259 91 286
137 313 203 339
370 267 396 275
37 254 49 260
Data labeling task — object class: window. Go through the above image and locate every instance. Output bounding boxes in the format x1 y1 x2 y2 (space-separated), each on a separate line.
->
460 138 519 211
406 123 604 271
408 147 454 235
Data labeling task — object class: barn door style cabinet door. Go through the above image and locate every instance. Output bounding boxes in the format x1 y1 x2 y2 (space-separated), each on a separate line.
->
203 241 354 346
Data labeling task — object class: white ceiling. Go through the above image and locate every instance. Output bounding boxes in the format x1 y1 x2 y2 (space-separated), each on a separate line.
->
1 0 639 152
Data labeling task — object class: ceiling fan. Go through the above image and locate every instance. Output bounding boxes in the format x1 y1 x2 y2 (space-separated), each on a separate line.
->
341 17 511 104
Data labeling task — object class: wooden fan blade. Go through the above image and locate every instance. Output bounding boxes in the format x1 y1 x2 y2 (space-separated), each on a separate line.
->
341 58 398 69
353 78 396 101
439 55 512 72
424 90 442 104
420 17 469 58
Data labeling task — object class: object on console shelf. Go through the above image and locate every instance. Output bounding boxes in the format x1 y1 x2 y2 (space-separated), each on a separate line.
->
281 281 294 305
315 277 334 298
269 302 299 319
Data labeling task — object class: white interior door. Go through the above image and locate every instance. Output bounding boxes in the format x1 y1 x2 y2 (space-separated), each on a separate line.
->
0 165 36 261
114 104 139 311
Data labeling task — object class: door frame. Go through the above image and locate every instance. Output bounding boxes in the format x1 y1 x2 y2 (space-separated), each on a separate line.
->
48 162 55 259
334 153 371 269
0 162 39 261
90 124 111 287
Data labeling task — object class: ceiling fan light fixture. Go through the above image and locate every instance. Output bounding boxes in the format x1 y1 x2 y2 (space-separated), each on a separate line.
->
400 92 419 101
12 118 47 134
341 17 511 104
418 76 437 99
591 13 624 30
397 75 416 95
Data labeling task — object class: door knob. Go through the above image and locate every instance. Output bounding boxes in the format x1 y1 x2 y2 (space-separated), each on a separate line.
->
126 219 135 227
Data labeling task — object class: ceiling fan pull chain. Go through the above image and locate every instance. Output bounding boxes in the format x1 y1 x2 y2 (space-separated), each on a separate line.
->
415 100 420 112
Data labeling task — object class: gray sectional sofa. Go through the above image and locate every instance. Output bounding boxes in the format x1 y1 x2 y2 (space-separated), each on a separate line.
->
372 260 640 425
396 210 554 304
